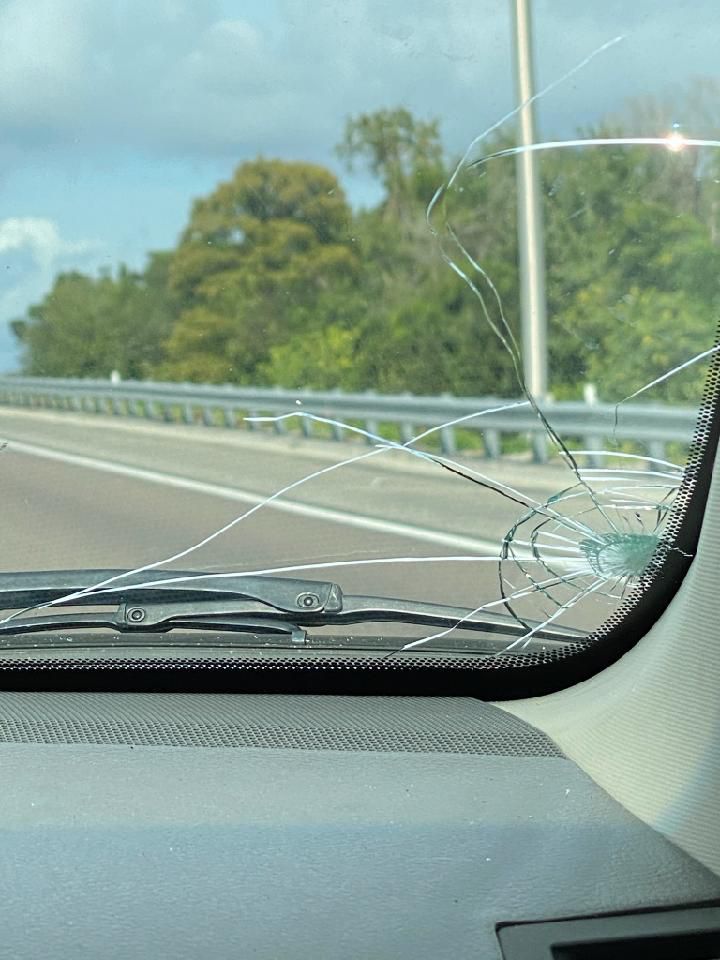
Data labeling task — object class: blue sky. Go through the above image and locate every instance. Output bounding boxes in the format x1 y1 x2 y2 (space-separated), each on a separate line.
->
0 0 717 371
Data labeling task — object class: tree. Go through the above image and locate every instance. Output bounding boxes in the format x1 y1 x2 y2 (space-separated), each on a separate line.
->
13 99 720 406
12 255 175 378
260 324 363 391
168 158 355 303
532 134 720 399
12 272 116 378
160 158 360 383
337 108 445 224
333 109 521 395
110 254 177 379
558 283 716 405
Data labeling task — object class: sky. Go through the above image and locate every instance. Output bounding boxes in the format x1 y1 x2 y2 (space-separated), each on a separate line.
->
0 0 718 372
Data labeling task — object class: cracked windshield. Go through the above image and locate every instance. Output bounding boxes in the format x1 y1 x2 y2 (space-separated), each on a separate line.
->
0 0 718 654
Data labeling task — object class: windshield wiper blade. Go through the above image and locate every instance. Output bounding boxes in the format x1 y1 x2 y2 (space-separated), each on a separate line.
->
0 570 584 647
316 595 584 644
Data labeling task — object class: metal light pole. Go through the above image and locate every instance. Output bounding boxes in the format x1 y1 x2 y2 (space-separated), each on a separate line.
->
511 0 548 403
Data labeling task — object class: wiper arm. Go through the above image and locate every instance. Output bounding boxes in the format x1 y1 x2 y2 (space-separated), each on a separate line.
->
0 568 342 613
0 569 339 645
0 569 584 648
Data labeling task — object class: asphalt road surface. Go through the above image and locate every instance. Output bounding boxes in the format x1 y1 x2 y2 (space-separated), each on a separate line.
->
0 408 616 635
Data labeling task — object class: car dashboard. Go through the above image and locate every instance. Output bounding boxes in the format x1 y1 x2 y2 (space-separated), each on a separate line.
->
1 690 718 959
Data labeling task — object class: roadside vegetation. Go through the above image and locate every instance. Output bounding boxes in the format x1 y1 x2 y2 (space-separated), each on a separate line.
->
12 97 720 405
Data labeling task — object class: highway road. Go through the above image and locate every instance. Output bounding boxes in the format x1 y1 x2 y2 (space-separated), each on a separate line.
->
0 408 617 636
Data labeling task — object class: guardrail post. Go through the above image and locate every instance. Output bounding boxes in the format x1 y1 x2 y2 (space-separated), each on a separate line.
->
581 438 604 469
223 408 236 428
400 422 414 444
440 426 457 456
363 390 379 443
201 406 215 427
581 385 603 467
647 439 666 471
322 391 345 441
530 429 548 463
483 428 501 459
272 387 288 435
398 392 414 444
439 393 457 455
365 420 379 443
182 403 194 424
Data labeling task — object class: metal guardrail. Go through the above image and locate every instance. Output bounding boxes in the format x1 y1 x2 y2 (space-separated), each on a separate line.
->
0 376 698 465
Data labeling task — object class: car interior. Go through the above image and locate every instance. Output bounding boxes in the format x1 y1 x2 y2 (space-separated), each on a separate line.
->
2 1 719 957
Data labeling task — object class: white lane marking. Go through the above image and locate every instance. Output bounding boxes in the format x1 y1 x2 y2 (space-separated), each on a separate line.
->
8 439 502 554
0 408 571 490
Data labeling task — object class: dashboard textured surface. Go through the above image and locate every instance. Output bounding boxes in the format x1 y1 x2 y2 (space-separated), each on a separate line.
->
0 692 717 960
0 691 561 754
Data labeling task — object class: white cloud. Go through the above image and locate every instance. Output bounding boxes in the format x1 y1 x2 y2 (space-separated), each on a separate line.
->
0 217 93 270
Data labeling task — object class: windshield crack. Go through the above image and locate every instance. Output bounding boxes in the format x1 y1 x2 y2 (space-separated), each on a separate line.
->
1 34 718 660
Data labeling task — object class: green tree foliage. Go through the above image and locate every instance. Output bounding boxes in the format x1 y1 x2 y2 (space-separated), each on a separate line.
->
11 97 720 406
567 284 716 404
336 108 445 223
12 253 174 378
538 139 720 399
261 324 363 392
331 109 523 397
159 158 360 383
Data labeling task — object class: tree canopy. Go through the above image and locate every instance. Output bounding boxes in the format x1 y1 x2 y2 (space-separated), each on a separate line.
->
12 98 720 406
12 253 175 379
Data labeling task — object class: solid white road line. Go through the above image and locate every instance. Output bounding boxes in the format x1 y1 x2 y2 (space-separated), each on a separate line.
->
8 439 503 554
